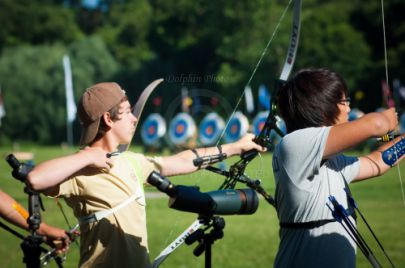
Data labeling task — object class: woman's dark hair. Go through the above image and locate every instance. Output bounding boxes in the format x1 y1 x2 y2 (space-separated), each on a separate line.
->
277 68 348 133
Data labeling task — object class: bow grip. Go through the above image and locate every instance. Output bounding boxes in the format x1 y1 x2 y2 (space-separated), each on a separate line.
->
240 135 270 161
241 149 258 161
382 138 405 166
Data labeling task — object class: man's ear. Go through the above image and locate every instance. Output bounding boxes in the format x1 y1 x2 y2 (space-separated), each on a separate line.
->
102 112 114 127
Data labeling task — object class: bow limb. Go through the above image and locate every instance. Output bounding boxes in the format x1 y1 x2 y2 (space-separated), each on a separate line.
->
279 0 301 82
117 78 164 153
245 0 301 150
151 220 203 268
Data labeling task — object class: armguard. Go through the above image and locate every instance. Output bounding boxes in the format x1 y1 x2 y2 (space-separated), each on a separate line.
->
382 137 405 166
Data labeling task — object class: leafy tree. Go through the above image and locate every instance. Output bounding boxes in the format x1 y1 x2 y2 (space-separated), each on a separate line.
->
350 0 405 111
96 0 154 69
0 0 83 52
0 0 404 145
149 0 236 77
144 0 292 116
0 45 67 143
68 36 119 90
0 37 118 144
215 0 294 95
297 2 371 90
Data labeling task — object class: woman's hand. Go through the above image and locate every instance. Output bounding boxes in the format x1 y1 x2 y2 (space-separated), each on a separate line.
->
230 133 267 155
381 108 399 133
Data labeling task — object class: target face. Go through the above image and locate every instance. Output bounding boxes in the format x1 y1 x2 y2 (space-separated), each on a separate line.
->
141 113 166 146
169 113 196 145
252 111 270 136
225 111 249 143
199 112 225 145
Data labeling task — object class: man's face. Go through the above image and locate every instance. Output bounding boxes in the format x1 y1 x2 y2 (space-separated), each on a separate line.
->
111 101 138 144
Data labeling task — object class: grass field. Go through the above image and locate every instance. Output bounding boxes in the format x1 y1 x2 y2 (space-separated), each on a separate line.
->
0 145 404 267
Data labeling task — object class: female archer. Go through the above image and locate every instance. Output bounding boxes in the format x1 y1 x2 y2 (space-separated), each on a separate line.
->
272 68 403 267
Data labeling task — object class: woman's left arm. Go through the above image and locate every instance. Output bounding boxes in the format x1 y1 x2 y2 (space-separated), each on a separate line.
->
354 135 405 182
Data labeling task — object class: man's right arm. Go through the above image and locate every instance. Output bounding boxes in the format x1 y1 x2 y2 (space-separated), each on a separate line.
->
27 147 112 191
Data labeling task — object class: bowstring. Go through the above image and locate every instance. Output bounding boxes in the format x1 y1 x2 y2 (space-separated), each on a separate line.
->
256 152 265 180
54 198 80 247
381 0 405 206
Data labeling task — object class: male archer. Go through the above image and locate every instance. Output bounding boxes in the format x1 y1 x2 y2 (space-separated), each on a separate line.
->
27 82 265 268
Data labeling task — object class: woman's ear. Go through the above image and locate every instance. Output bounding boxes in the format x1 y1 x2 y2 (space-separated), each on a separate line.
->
102 112 114 127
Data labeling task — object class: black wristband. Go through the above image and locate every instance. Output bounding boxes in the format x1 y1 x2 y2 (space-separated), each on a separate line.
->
191 149 203 169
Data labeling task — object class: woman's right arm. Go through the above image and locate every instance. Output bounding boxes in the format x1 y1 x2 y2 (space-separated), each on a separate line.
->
324 108 398 159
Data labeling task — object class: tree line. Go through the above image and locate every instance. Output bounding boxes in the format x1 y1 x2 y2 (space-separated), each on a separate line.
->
0 0 403 145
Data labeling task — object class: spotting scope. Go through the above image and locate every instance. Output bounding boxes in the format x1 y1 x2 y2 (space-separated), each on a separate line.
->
147 171 259 216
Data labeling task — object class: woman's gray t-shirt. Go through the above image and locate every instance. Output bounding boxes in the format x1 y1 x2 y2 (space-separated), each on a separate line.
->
272 126 360 268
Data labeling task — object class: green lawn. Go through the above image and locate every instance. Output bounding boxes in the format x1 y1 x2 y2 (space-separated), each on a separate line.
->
0 145 404 267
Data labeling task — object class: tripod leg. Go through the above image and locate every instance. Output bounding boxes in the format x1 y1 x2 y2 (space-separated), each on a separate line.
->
205 241 211 268
21 236 42 268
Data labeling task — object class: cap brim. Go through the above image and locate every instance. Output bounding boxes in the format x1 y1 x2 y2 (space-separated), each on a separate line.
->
80 118 101 146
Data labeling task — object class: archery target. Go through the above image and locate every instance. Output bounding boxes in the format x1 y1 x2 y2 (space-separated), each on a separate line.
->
348 108 364 121
199 112 225 145
168 113 196 145
252 111 270 136
141 113 166 146
224 111 249 143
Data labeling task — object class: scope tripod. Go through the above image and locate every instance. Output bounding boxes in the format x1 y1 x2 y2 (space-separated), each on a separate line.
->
5 154 63 268
184 216 225 268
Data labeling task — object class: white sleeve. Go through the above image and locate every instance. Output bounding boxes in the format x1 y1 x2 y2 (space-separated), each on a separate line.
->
330 154 360 184
277 127 331 184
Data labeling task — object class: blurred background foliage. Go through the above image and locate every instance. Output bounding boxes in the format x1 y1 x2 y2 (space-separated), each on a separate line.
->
0 0 404 144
